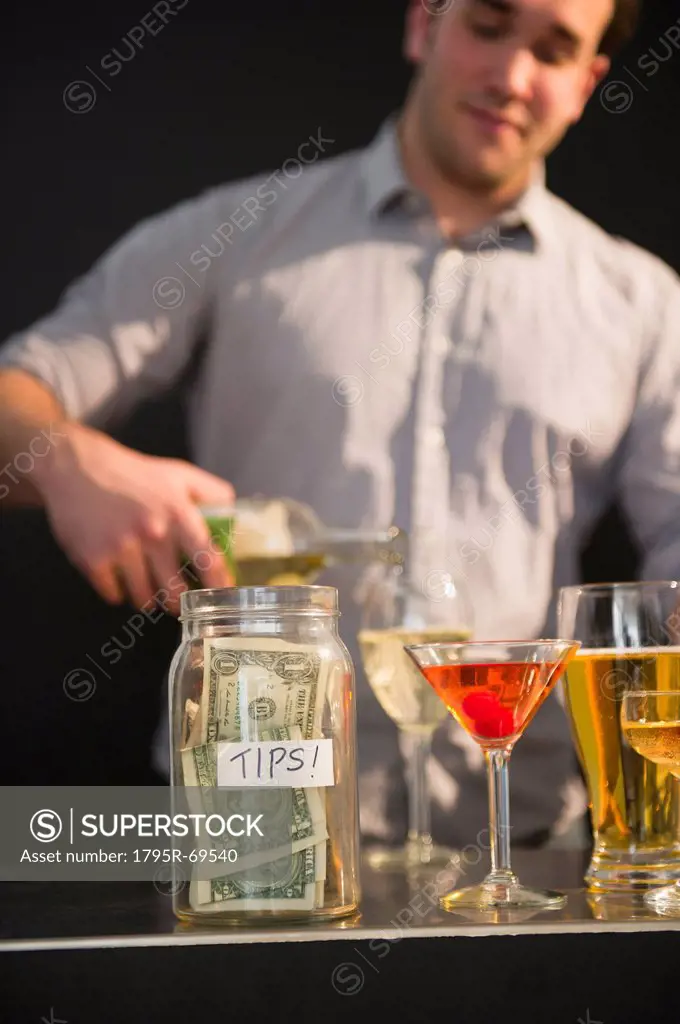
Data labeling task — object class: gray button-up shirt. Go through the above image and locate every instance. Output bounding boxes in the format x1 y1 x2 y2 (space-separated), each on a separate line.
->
3 114 680 846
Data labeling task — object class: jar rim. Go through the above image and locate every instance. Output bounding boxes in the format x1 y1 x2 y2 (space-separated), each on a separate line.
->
179 585 340 619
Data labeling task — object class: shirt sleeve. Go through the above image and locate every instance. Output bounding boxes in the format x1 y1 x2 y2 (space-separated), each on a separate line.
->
618 259 680 580
0 185 229 429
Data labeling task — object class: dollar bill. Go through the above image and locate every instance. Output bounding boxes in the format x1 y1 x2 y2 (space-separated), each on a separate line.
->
199 637 328 745
182 698 202 749
190 843 317 913
259 726 327 908
180 637 333 912
255 725 327 866
180 727 327 880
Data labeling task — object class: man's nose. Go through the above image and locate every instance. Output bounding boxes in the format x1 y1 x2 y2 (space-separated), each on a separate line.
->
486 46 536 102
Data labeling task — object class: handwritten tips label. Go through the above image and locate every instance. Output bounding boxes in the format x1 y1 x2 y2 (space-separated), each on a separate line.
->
217 739 335 788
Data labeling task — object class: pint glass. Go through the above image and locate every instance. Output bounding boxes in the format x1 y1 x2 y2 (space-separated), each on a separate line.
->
557 581 680 891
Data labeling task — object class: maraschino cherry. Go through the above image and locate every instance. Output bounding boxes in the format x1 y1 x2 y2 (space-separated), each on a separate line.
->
462 691 515 739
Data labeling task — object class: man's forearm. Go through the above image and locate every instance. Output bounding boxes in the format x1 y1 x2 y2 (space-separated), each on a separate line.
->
0 369 70 506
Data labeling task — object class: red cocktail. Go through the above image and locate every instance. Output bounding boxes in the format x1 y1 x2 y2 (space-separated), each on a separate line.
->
420 660 561 746
405 640 580 911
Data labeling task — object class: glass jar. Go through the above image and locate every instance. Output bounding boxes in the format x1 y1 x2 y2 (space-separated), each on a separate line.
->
168 585 360 925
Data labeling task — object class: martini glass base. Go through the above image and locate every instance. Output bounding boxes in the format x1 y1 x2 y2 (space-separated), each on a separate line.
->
440 877 567 912
365 843 457 874
643 881 680 915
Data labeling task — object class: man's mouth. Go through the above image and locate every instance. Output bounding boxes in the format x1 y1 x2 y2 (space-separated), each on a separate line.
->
461 102 525 136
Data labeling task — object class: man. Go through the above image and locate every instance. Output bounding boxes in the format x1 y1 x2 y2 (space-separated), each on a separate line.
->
1 0 675 848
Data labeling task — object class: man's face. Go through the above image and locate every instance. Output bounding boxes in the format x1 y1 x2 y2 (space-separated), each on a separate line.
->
404 0 614 188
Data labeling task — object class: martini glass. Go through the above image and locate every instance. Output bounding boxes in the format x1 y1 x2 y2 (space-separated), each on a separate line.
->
620 690 680 915
404 639 580 910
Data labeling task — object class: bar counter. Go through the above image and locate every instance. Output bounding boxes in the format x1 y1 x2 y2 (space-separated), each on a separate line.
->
1 849 676 1022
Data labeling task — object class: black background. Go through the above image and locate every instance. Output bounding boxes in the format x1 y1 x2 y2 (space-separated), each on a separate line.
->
1 0 679 786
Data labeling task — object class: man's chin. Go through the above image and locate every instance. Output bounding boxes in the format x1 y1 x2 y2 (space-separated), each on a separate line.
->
447 159 510 191
446 147 526 191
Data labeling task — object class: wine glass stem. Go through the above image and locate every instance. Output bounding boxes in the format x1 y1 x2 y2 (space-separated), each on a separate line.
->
404 731 434 859
485 748 515 881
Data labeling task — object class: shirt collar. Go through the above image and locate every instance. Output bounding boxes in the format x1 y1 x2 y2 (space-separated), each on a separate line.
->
360 112 555 250
361 113 412 218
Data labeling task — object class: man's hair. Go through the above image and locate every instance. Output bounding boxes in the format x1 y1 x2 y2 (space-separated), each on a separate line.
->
423 1 641 60
599 0 641 58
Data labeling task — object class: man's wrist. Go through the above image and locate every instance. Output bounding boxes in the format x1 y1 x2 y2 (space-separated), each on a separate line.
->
29 420 81 499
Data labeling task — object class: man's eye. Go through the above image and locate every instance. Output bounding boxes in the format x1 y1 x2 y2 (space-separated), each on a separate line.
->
468 20 507 40
533 44 573 66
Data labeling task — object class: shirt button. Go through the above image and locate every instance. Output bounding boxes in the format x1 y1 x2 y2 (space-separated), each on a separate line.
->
424 426 445 448
439 249 463 275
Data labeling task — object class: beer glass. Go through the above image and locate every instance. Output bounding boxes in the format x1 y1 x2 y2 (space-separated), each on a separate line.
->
557 581 680 891
621 690 680 914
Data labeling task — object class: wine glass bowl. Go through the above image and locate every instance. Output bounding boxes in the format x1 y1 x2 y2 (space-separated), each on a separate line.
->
358 567 473 872
404 639 580 910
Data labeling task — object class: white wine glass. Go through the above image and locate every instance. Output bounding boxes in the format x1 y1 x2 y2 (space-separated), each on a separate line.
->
358 565 474 872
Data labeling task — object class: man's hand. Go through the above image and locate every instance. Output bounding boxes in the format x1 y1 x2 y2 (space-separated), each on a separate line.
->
33 421 235 614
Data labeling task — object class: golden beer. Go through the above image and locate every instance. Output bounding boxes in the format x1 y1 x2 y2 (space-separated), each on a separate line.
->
623 721 680 776
562 647 680 890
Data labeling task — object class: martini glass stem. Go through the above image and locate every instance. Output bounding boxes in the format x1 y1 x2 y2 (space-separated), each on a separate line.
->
485 749 516 882
404 730 434 864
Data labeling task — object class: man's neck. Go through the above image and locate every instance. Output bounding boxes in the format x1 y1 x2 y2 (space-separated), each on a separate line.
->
396 112 535 240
